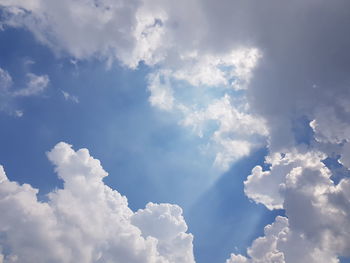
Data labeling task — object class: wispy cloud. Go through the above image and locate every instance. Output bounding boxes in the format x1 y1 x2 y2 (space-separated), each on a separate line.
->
13 73 49 96
0 67 12 91
61 90 79 103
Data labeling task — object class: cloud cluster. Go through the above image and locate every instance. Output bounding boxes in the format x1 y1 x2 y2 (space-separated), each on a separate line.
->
0 142 194 263
146 47 265 170
229 148 350 262
2 0 350 262
0 0 268 170
244 150 328 210
0 0 160 68
214 2 350 261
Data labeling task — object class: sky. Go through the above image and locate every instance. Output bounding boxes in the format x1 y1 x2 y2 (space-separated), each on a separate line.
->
0 1 350 263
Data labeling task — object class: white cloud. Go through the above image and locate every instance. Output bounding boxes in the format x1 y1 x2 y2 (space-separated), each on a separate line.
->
227 215 339 263
244 150 328 210
132 203 194 263
0 67 13 92
181 94 267 171
3 1 350 261
0 67 16 115
13 73 49 96
14 110 23 117
226 254 249 263
171 48 261 89
0 142 194 263
0 68 43 98
213 140 251 171
0 0 151 68
129 5 168 68
0 0 266 171
0 67 48 116
147 71 174 111
61 90 79 103
232 148 350 262
145 46 265 170
227 216 287 263
0 165 6 183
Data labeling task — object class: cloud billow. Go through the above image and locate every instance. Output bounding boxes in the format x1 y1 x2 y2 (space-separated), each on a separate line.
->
0 142 194 263
1 0 350 262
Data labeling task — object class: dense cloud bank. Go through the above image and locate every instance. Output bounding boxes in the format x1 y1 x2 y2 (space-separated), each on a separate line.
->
1 0 350 262
229 149 350 263
0 143 194 263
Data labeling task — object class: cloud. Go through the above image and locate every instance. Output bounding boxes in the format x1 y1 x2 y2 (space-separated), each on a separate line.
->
144 45 265 170
2 0 348 159
0 68 49 116
168 48 261 90
0 67 13 92
181 94 267 170
0 0 267 170
13 73 49 96
147 71 174 111
0 67 17 115
145 54 266 170
227 216 287 263
132 203 194 263
0 142 194 263
232 147 350 262
0 0 149 68
61 90 79 103
0 68 49 97
244 150 328 210
2 1 350 261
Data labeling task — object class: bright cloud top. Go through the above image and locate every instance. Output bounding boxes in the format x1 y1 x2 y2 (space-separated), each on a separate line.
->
0 142 194 263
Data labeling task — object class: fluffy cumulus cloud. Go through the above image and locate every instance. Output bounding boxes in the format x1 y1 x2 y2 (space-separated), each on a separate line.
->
0 142 194 263
244 150 328 210
2 0 350 262
230 149 350 262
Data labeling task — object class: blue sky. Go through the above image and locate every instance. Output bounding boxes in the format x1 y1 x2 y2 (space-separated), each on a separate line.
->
1 2 350 263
